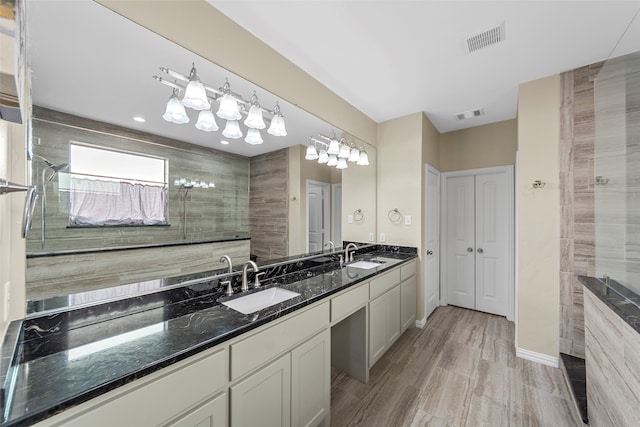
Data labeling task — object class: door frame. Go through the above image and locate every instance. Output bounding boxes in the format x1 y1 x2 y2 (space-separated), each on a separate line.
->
440 165 515 321
306 179 331 253
331 183 342 247
423 163 441 324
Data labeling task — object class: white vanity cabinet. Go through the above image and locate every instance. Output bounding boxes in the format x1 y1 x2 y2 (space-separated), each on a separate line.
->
369 285 401 367
400 261 417 333
229 302 331 427
34 347 228 427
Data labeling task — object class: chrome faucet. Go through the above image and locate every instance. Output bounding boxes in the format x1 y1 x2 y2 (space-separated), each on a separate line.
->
242 260 259 292
219 255 233 274
325 241 335 253
345 243 358 262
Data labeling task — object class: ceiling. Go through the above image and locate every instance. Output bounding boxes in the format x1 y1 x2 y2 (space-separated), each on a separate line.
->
211 0 640 133
26 1 339 158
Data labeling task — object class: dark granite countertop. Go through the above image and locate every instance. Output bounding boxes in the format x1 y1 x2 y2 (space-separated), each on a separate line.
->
578 275 640 334
1 246 416 426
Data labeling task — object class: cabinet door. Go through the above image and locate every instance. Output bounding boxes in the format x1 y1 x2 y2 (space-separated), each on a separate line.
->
167 392 227 427
369 293 388 368
230 354 291 427
291 329 330 427
387 285 401 346
400 275 417 333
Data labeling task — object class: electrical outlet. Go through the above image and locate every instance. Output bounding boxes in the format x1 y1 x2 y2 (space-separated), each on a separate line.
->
404 215 412 225
379 232 386 243
348 215 354 224
368 232 374 242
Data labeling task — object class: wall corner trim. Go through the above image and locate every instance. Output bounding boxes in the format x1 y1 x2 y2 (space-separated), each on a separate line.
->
516 347 559 368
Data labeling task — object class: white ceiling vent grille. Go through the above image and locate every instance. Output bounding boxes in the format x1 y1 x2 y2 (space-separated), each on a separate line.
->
455 108 485 121
466 22 505 53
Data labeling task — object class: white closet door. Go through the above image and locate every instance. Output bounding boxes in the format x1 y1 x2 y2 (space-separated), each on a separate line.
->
446 175 475 310
425 167 440 319
475 172 509 316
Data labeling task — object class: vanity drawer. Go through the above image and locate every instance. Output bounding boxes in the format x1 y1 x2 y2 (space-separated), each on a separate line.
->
331 283 369 322
230 302 330 380
401 260 417 281
369 269 401 300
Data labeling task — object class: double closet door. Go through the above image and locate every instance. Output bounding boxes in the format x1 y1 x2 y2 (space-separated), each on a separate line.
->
443 167 513 318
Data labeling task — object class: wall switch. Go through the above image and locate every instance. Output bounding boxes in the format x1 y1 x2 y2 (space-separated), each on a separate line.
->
379 232 386 243
404 215 412 225
348 215 354 224
368 232 374 242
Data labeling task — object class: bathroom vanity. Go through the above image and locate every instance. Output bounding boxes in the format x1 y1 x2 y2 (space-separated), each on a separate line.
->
0 245 417 427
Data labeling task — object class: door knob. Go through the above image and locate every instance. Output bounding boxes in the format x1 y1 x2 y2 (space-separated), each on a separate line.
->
427 250 433 255
467 247 473 253
477 248 484 254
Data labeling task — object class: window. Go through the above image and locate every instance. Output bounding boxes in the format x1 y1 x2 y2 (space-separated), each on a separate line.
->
67 143 167 226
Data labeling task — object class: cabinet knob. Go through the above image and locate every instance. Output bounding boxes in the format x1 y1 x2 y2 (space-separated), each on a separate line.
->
477 248 484 254
426 250 433 255
467 247 473 253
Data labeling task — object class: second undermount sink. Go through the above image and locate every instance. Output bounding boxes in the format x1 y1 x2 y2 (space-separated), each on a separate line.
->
347 260 384 270
222 287 301 315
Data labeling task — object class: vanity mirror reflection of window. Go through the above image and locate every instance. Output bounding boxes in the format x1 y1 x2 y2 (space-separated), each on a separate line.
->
67 143 168 226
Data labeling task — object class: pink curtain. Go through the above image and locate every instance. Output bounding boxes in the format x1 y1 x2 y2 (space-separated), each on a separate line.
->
70 178 167 226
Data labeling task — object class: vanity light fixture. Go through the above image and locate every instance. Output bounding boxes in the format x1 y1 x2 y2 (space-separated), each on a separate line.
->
182 63 210 111
195 108 219 132
162 88 189 124
154 64 286 144
305 141 319 160
305 133 369 169
245 128 264 145
222 120 243 139
133 116 146 123
348 144 360 162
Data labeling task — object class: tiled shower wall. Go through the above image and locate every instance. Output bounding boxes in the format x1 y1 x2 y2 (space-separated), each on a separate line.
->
249 149 289 261
559 62 602 358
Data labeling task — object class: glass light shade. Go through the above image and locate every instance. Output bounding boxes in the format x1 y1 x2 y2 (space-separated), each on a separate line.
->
267 114 287 136
318 149 329 164
305 145 319 160
195 109 219 132
217 94 242 120
357 150 370 166
245 128 264 145
222 120 243 139
348 146 360 162
244 105 266 129
327 154 338 166
327 139 340 155
336 158 348 169
182 78 210 111
338 143 351 158
162 95 190 124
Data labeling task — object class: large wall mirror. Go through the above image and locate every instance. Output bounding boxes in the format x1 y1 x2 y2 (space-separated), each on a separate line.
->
24 1 376 300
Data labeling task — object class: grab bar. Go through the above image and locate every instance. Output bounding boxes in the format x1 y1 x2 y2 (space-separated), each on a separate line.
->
1 179 38 238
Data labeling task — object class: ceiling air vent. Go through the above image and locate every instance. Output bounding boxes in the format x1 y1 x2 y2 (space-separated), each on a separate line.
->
455 108 484 121
465 22 505 53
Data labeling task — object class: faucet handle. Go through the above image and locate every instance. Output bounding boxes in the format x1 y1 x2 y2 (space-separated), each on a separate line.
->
222 280 233 296
254 272 266 288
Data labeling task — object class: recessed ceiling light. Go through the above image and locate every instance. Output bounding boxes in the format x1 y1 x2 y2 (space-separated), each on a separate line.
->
220 140 229 145
133 116 146 123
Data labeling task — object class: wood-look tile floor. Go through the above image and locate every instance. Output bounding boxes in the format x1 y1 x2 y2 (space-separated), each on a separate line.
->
330 306 583 427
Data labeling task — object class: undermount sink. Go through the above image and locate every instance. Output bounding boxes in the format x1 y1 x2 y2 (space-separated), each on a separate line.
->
347 260 384 270
222 287 301 315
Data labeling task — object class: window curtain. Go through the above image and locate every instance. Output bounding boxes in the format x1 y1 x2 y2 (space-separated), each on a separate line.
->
70 178 167 226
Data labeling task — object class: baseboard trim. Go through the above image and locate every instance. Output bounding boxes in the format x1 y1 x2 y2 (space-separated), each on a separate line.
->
516 347 559 368
415 317 427 329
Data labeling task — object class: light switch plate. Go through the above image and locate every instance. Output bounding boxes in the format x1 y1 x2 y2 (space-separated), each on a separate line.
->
404 215 412 225
379 232 386 243
368 232 374 242
348 215 354 224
